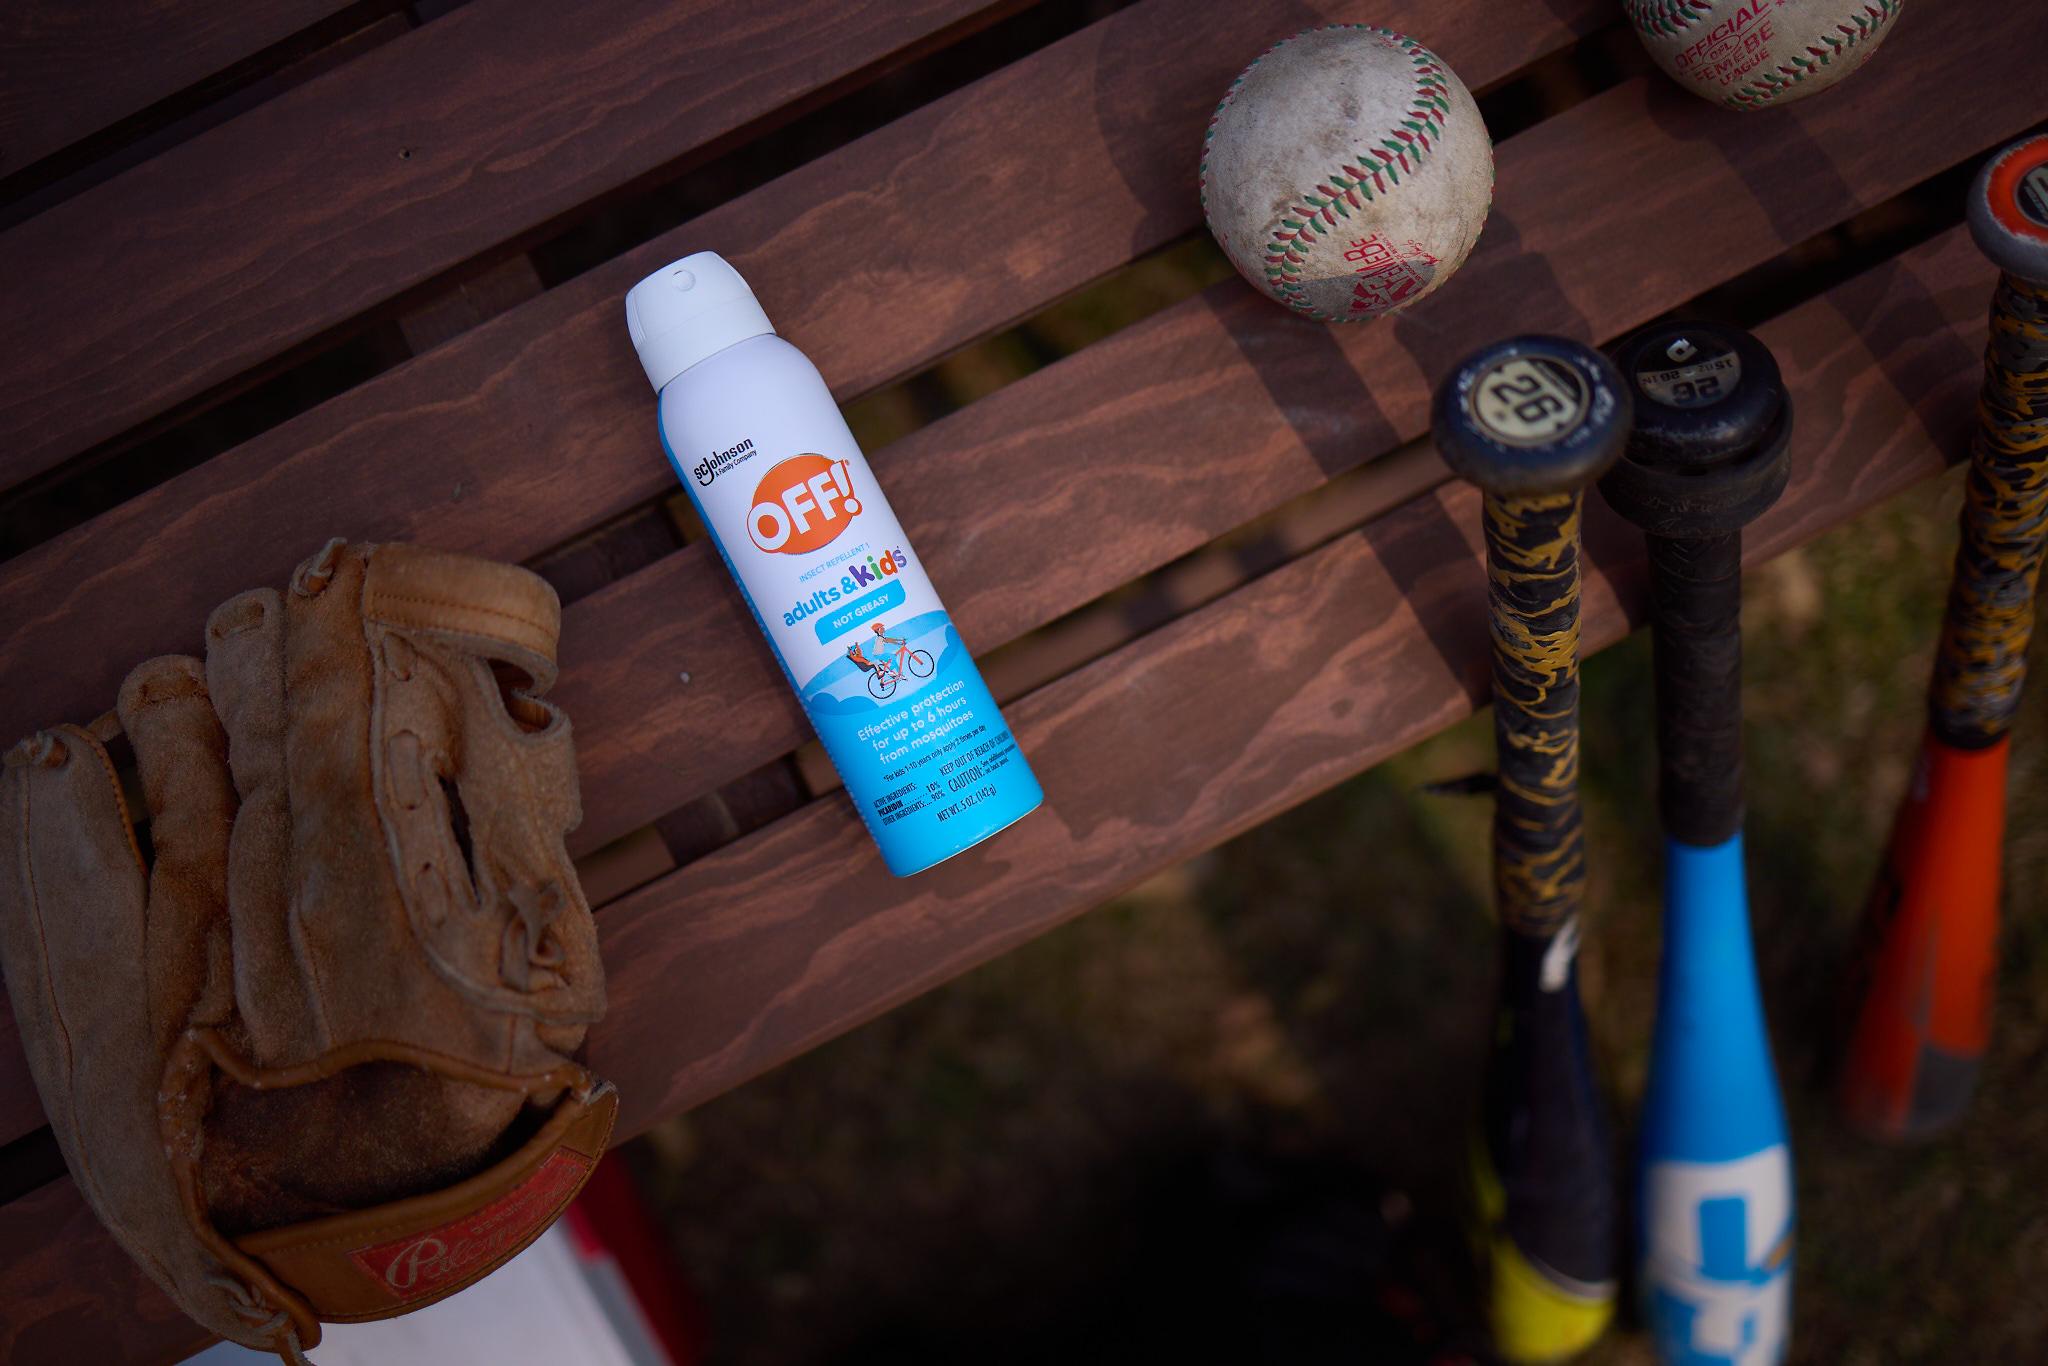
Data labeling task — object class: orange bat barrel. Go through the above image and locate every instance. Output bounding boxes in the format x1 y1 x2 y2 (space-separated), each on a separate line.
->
1839 133 2048 1139
1841 736 2008 1138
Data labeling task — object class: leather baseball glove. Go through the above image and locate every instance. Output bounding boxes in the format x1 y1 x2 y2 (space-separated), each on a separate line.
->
0 538 613 1361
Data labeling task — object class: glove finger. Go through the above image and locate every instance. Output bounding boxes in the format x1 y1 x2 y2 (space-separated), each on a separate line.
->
0 725 149 1113
361 541 560 689
260 539 393 1058
203 586 305 1062
117 656 236 1048
0 726 193 1292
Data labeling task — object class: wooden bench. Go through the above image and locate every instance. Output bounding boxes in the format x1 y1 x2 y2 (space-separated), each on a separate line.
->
1 1 2040 1358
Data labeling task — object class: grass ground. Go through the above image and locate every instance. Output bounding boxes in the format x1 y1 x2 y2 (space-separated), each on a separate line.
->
627 452 2048 1364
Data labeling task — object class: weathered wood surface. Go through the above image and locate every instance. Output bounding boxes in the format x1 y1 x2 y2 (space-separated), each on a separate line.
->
0 1181 189 1365
1 6 2043 1153
0 0 1609 715
0 218 1992 1366
0 0 1030 487
0 0 369 177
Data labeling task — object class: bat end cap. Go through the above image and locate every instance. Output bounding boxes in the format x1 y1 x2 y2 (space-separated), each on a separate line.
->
1970 135 2048 283
1433 336 1631 498
1601 321 1792 536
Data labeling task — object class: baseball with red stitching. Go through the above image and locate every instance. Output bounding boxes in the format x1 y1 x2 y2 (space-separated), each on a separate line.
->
1199 25 1492 323
1627 0 1905 112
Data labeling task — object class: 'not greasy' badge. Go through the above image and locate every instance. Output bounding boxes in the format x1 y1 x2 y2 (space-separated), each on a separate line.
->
1468 356 1589 447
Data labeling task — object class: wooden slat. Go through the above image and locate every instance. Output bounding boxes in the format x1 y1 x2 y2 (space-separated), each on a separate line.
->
0 1 365 177
1 8 2040 1159
968 439 1457 705
394 253 546 355
0 0 1610 709
572 826 677 908
0 1029 38 1165
0 1180 192 1365
0 10 417 237
0 0 1030 488
0 218 1992 1366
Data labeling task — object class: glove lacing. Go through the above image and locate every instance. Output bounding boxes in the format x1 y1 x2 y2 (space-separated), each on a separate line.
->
206 1270 315 1365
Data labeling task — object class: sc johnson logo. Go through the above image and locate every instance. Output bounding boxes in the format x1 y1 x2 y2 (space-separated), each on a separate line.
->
747 453 863 555
693 436 755 487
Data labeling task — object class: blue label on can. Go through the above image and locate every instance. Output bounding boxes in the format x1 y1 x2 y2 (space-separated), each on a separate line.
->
798 610 1041 875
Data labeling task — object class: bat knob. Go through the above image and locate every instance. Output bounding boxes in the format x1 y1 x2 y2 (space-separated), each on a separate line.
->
1432 335 1631 497
1600 321 1792 538
1969 134 2048 285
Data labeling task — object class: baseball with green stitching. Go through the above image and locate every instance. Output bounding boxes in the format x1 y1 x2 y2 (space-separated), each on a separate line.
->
1199 24 1493 323
1626 0 1906 112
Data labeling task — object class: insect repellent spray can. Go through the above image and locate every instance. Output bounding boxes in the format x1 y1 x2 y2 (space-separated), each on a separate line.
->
625 252 1042 876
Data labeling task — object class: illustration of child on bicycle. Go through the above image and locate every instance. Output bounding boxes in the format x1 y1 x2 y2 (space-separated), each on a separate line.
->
847 621 934 700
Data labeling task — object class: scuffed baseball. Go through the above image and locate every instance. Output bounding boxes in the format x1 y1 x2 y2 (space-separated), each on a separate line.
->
1628 0 1905 112
1199 26 1492 323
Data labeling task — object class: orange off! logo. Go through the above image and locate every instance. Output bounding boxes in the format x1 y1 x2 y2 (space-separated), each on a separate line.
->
747 453 862 554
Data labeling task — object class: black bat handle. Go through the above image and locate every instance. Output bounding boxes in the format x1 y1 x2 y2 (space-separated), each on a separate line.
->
1602 321 1793 843
1643 530 1746 846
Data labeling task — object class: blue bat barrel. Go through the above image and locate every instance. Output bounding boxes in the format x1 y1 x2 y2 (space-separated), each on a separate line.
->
1638 835 1792 1364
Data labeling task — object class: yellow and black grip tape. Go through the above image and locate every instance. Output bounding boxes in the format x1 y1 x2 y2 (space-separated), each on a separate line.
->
1482 488 1592 933
1433 336 1632 935
1932 272 2048 747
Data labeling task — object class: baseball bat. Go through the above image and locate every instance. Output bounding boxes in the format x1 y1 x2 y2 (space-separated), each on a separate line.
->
1602 321 1796 1365
1840 133 2048 1140
1434 336 1631 1363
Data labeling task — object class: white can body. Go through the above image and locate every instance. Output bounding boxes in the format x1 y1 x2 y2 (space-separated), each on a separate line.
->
655 334 1041 875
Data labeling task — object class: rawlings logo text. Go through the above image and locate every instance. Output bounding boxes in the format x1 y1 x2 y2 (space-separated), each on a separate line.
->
349 1149 591 1304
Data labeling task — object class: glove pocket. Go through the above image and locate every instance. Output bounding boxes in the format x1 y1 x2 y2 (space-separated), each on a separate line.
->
231 1071 616 1328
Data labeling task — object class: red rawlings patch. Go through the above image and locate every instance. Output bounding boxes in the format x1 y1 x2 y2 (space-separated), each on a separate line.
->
349 1149 591 1303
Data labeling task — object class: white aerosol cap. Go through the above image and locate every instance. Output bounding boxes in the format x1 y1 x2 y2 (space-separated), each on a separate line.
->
624 252 776 392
